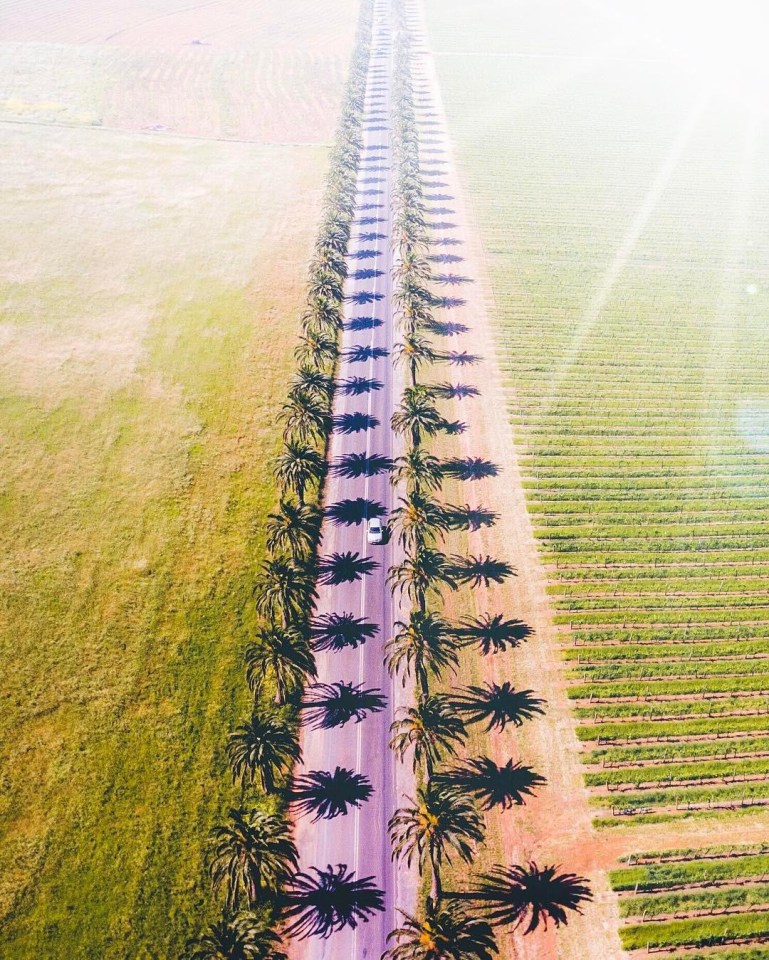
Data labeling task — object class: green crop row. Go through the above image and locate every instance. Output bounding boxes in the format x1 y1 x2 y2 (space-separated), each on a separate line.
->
576 695 769 721
574 625 769 645
577 713 769 741
597 780 769 814
585 755 769 789
610 854 769 892
564 642 769 663
621 884 769 920
571 676 769 700
589 735 769 766
620 910 769 951
574 660 769 682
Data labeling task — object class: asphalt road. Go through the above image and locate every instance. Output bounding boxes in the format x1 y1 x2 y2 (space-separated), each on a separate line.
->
292 2 416 957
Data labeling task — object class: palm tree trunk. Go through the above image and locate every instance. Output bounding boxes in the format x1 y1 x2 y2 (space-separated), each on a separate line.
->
429 846 442 905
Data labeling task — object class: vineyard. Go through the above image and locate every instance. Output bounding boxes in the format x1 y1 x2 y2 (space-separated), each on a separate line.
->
424 0 769 836
612 845 769 955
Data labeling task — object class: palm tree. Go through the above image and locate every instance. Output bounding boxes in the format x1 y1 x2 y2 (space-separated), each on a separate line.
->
391 448 444 495
466 863 592 933
280 395 331 446
265 501 320 557
302 682 386 729
288 366 335 406
290 767 373 821
388 545 456 615
394 248 433 284
451 683 546 732
282 864 385 939
294 331 339 371
244 627 316 706
308 271 344 307
390 695 467 776
273 444 326 505
436 758 546 811
394 333 438 387
301 295 343 337
389 783 484 903
390 492 450 552
392 386 446 448
386 611 460 700
187 914 286 960
254 556 317 629
384 901 497 960
452 614 532 656
227 711 301 794
209 809 298 910
450 555 515 588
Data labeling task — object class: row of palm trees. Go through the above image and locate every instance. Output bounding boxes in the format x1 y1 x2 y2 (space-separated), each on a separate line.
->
187 3 384 957
382 9 591 958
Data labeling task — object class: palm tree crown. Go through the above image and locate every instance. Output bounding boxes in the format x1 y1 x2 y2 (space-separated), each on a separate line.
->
385 901 498 960
187 913 287 960
209 809 297 910
227 711 301 793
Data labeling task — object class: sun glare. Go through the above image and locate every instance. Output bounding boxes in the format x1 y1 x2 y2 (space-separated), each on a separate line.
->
647 3 769 104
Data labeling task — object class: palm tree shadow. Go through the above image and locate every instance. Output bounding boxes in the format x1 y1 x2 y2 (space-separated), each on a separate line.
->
302 682 387 729
350 249 379 261
447 350 480 366
349 269 384 281
432 383 480 400
442 420 467 436
331 452 393 478
333 412 380 434
433 237 463 247
338 376 383 395
447 505 499 532
356 217 386 226
326 498 386 526
430 207 456 217
310 612 379 651
427 320 469 337
347 290 384 304
425 194 455 202
317 551 378 585
451 554 516 587
433 296 467 309
345 345 389 363
455 614 533 654
434 274 473 286
346 317 383 331
442 457 500 481
429 253 464 264
358 232 388 242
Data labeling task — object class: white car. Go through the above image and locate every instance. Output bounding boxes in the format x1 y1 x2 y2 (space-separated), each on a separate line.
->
367 517 384 544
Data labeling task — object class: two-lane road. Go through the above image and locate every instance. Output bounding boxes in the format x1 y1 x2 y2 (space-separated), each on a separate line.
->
292 2 415 956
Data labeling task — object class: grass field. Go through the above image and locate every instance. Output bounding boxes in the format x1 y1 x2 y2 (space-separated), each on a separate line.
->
0 2 356 956
424 0 769 837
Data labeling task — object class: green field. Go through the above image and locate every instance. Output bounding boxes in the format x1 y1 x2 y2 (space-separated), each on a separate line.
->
0 2 356 955
424 0 769 830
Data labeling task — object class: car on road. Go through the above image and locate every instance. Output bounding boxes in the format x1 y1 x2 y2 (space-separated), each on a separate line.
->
367 517 384 544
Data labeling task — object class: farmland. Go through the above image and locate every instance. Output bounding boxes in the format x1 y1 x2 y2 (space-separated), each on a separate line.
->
0 1 356 956
424 0 769 833
611 844 769 955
